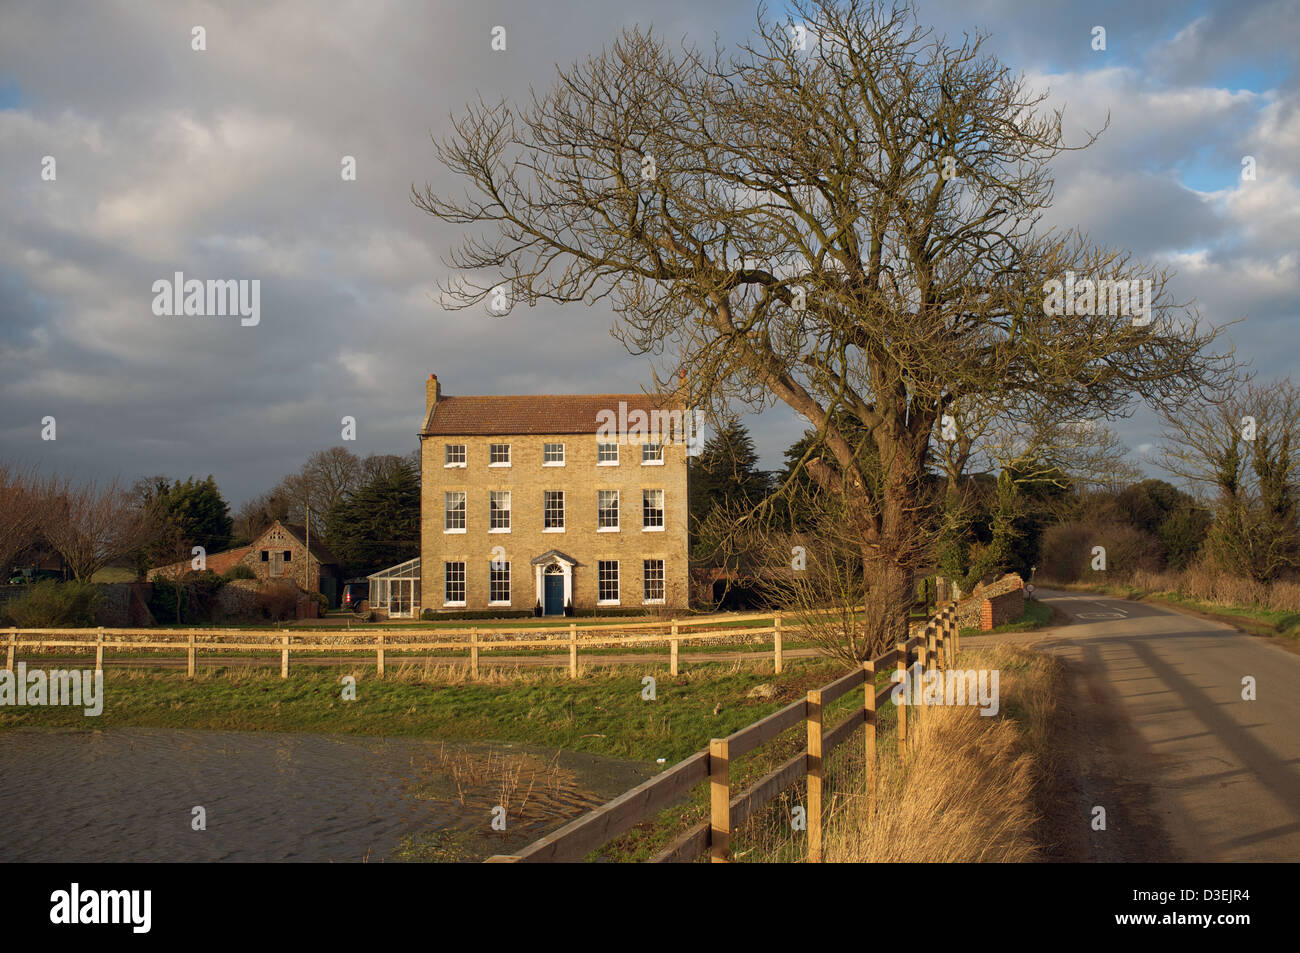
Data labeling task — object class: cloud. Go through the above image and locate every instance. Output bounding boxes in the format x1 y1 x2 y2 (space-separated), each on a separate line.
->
0 0 1296 503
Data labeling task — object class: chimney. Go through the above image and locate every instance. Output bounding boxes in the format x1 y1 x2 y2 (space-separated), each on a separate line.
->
426 373 441 416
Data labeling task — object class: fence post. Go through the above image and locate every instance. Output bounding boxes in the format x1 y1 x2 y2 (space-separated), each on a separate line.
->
669 620 679 677
709 738 730 863
377 631 385 678
945 609 955 666
951 602 961 656
863 659 877 798
95 627 104 673
916 634 928 728
895 639 908 755
806 689 824 862
470 627 479 679
773 611 783 675
568 623 578 679
281 633 289 679
6 627 15 672
187 630 196 679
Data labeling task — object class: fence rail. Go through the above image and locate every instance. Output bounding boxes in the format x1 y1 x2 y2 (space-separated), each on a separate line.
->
485 600 961 863
2 603 881 679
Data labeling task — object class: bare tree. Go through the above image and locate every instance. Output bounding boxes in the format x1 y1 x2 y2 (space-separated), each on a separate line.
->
1157 378 1300 581
417 0 1234 646
35 476 155 582
0 464 40 578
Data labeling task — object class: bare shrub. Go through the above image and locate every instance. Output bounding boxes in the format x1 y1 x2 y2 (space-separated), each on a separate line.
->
256 580 301 621
33 475 155 581
0 464 39 576
1039 520 1160 582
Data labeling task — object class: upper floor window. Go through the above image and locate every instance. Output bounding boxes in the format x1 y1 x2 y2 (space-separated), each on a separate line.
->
489 490 511 532
543 490 565 531
444 491 466 532
597 442 619 465
489 443 511 466
444 444 467 467
642 489 665 530
641 442 664 465
597 490 619 531
543 443 565 466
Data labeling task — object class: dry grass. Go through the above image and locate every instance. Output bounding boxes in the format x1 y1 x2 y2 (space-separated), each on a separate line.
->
1130 563 1300 614
815 644 1057 863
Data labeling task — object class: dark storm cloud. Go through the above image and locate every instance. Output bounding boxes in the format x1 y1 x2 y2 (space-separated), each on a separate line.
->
0 0 1296 504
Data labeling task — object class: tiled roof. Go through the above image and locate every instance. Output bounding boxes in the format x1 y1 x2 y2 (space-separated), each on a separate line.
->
277 523 340 565
421 393 683 436
147 546 250 579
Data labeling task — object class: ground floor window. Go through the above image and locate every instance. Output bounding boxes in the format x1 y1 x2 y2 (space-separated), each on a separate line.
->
445 561 466 605
490 561 511 604
597 560 619 603
642 559 665 603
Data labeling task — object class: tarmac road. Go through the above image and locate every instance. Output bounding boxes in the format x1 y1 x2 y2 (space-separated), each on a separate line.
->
970 588 1300 862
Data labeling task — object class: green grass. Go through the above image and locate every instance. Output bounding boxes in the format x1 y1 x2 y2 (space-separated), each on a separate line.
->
0 659 846 765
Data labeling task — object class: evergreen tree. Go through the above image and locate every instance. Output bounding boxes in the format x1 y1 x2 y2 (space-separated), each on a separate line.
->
324 460 420 577
688 422 769 534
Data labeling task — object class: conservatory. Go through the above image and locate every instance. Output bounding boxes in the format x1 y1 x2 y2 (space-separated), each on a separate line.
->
367 557 421 618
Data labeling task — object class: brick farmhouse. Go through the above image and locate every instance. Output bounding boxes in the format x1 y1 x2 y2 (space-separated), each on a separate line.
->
411 374 692 616
147 519 342 606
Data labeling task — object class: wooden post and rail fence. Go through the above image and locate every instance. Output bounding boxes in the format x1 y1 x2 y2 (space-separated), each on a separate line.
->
486 600 960 863
3 600 962 863
0 605 886 680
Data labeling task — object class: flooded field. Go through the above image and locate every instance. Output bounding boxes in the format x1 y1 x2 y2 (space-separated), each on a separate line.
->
0 728 654 862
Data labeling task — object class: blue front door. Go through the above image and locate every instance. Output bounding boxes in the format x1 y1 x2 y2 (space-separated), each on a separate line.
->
544 573 564 615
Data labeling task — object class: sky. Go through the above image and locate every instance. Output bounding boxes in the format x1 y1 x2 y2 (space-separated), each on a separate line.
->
1 0 1297 507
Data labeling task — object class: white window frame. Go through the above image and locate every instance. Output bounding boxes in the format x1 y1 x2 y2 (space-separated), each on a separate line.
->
642 488 665 532
444 444 467 468
597 442 619 466
489 490 511 532
543 490 565 532
489 561 511 606
597 560 620 606
642 559 665 605
597 490 619 532
444 561 466 607
489 443 511 467
641 442 664 466
543 442 566 466
444 491 467 533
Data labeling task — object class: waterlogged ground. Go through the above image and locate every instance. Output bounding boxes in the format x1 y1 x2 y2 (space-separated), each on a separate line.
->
0 728 654 862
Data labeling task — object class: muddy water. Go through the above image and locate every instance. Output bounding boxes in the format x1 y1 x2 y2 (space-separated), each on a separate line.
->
0 729 654 862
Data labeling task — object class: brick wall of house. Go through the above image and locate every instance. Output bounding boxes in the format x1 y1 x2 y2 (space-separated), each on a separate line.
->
420 432 690 613
241 525 321 593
